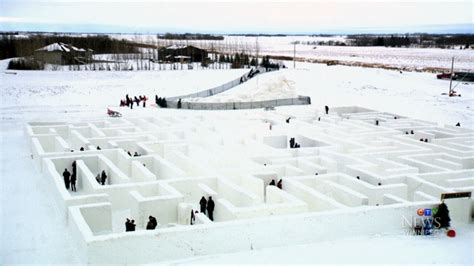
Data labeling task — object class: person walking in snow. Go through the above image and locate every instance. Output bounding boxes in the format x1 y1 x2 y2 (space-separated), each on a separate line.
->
277 179 282 189
63 168 71 190
134 96 140 107
177 98 182 109
199 196 207 214
190 209 195 225
72 160 77 175
207 196 215 221
100 170 107 185
126 94 130 107
142 95 147 107
325 105 329 115
70 172 77 192
125 218 131 231
269 179 276 186
289 137 295 148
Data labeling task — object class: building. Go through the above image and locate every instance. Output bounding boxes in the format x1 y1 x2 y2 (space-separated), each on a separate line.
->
34 42 93 65
158 45 208 63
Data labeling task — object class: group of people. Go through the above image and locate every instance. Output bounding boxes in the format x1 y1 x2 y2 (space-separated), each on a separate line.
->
155 95 168 108
269 179 283 189
239 68 258 84
125 218 136 231
95 170 108 185
247 68 260 79
62 160 78 192
403 130 429 142
70 146 102 152
199 196 215 221
289 137 300 149
127 151 142 157
121 94 148 109
124 215 158 232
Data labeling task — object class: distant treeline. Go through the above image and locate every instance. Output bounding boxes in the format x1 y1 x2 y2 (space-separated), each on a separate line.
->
229 34 288 37
0 34 139 60
159 33 224 40
348 34 473 48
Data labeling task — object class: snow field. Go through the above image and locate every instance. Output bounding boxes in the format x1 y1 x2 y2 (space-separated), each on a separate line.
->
2 58 473 264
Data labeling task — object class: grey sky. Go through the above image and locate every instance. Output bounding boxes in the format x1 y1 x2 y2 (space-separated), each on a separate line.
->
1 0 472 33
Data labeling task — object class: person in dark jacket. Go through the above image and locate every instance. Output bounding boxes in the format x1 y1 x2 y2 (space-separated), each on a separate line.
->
177 98 182 109
269 179 276 186
129 219 136 231
207 196 215 221
100 170 107 185
142 96 147 107
190 209 195 225
63 168 71 189
125 218 131 231
146 216 157 230
289 138 295 148
199 196 207 214
70 172 77 192
277 179 282 189
325 105 329 115
72 160 77 175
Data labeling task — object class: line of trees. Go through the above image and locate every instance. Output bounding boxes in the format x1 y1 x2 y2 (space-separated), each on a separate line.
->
348 34 473 48
159 33 224 40
0 34 140 60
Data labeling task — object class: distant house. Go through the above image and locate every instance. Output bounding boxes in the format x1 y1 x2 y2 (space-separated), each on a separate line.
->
34 42 93 65
158 45 207 63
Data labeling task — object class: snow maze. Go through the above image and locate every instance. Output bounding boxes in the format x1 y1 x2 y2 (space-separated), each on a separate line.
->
25 106 474 263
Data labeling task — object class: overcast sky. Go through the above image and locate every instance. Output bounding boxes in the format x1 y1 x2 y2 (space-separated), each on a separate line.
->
0 0 472 33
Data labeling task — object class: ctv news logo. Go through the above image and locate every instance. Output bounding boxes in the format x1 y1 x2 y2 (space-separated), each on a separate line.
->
402 207 442 236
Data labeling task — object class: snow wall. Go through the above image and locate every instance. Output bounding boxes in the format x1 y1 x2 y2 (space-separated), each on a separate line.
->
69 202 444 264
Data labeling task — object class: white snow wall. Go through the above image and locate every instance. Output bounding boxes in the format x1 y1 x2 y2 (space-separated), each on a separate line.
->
69 202 450 264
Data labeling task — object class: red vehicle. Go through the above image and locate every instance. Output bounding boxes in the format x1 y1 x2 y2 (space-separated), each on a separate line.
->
437 73 455 80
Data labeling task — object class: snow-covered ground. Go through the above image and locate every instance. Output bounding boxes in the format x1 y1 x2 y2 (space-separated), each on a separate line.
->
189 62 473 128
169 226 474 264
0 65 247 109
1 58 473 264
112 34 474 71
